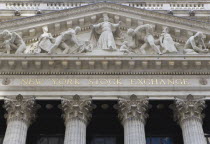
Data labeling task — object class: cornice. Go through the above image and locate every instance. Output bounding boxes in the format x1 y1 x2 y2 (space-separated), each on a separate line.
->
0 55 210 75
0 0 209 2
0 2 210 32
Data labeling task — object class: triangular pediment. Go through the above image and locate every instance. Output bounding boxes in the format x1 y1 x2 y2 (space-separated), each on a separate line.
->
0 2 210 55
1 2 210 34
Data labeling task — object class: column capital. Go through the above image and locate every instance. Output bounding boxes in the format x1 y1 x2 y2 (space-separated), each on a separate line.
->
61 95 93 125
118 95 149 124
172 95 206 124
3 94 39 126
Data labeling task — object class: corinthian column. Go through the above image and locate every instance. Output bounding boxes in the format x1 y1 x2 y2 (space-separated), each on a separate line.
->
61 95 92 144
172 95 207 144
3 94 39 144
118 95 149 144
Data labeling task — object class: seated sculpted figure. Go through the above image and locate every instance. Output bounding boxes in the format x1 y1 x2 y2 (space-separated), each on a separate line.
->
160 27 179 54
127 24 162 55
184 32 208 54
0 30 26 54
37 26 55 53
49 26 82 54
25 26 55 54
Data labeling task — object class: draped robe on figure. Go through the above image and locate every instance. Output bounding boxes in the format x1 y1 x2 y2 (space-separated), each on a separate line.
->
89 21 121 51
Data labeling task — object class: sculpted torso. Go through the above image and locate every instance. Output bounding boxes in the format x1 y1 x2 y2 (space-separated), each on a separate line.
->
101 22 112 32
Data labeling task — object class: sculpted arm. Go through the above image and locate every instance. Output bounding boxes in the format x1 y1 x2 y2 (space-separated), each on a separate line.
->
189 37 203 52
92 23 101 29
71 33 80 47
111 21 122 28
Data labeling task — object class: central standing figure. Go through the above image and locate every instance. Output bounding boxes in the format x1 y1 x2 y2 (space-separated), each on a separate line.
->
90 14 122 51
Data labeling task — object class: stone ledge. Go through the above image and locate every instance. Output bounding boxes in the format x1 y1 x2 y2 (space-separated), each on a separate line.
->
0 55 210 75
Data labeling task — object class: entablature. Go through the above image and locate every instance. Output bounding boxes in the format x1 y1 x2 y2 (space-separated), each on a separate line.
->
0 55 210 75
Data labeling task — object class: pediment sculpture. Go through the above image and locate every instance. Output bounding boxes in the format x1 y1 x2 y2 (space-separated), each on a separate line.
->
89 14 122 52
0 14 209 55
0 30 26 54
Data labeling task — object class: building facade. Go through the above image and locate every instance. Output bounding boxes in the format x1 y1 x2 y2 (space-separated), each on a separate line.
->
0 1 210 144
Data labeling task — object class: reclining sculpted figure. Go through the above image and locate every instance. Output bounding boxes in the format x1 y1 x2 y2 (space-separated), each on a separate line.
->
0 30 26 54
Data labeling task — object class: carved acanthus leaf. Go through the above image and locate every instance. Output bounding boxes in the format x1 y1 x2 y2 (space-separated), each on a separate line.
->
118 95 149 124
172 95 206 124
3 94 39 126
61 95 93 125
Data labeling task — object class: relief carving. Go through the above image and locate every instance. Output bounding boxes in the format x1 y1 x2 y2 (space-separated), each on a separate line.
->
0 30 26 54
1 14 210 56
49 26 82 54
184 32 208 54
127 24 162 55
89 14 122 51
3 94 40 126
160 27 179 54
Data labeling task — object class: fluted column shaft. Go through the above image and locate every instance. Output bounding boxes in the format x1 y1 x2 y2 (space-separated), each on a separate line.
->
172 95 207 144
61 95 92 144
3 95 38 144
64 119 86 144
118 95 149 144
124 119 146 144
181 118 206 144
3 121 28 144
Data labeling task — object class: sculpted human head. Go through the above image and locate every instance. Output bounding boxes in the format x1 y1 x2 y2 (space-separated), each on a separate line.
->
162 27 169 33
194 32 203 40
103 14 109 22
75 26 81 34
146 24 154 34
42 26 48 33
2 30 11 39
127 28 135 37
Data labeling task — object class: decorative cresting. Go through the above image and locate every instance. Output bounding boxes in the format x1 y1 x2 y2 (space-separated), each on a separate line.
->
3 94 39 144
61 95 93 144
172 95 207 144
118 95 149 144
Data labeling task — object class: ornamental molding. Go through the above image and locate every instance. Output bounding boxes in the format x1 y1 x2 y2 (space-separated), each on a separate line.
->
0 2 209 32
61 95 93 125
118 95 149 124
0 55 210 75
3 94 39 126
0 2 210 57
171 95 206 125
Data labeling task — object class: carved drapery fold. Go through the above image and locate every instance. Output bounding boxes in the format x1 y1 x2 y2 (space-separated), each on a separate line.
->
3 94 39 144
61 95 93 144
118 95 149 144
171 95 207 144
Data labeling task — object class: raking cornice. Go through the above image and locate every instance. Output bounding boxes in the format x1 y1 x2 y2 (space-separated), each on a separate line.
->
0 2 210 33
